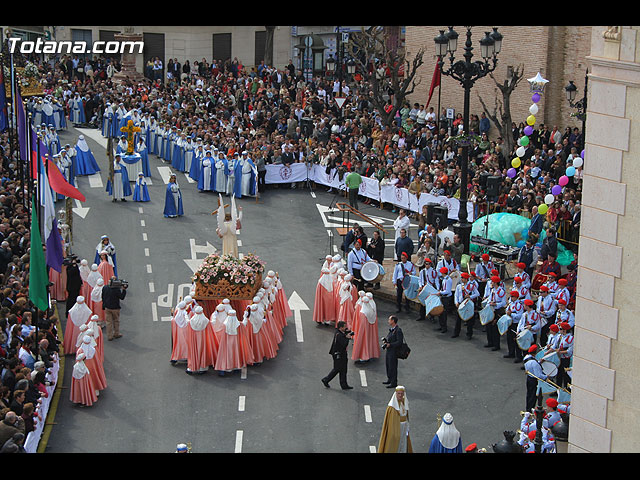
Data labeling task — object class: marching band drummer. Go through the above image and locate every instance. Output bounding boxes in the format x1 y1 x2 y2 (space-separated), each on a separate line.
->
416 258 439 322
511 276 531 301
536 286 557 345
436 250 459 281
515 262 532 290
544 272 560 296
504 290 525 363
483 276 506 352
554 278 571 305
553 322 574 389
523 345 548 412
517 299 543 371
555 299 575 330
347 239 374 292
452 272 479 340
544 323 562 352
433 267 454 334
392 252 416 314
474 253 495 298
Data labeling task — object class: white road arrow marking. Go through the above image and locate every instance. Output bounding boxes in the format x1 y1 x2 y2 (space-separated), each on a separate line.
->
183 238 217 273
72 199 90 218
287 291 309 343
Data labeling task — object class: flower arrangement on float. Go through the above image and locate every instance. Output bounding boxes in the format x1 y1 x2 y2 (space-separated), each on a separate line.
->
192 252 266 299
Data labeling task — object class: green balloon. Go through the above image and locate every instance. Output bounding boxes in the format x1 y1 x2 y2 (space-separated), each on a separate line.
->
520 135 530 146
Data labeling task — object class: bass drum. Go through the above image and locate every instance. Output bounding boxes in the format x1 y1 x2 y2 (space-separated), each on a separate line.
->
516 329 534 351
402 275 420 300
418 283 439 306
531 273 548 292
424 294 444 316
361 261 385 283
457 298 475 322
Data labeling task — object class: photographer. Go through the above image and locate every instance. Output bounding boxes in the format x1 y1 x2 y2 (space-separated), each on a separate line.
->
382 315 404 389
321 321 354 390
101 276 128 341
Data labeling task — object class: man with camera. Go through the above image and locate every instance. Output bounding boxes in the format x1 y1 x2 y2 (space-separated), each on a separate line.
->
321 321 354 390
101 276 128 341
382 315 404 389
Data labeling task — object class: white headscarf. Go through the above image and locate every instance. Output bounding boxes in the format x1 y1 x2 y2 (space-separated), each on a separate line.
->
246 304 264 333
80 335 96 359
189 306 210 331
91 278 104 303
211 304 227 332
87 264 103 288
173 302 188 328
76 134 91 153
387 386 408 416
79 259 90 282
435 413 461 449
360 297 377 324
318 267 333 292
69 297 92 327
72 352 89 380
224 309 240 335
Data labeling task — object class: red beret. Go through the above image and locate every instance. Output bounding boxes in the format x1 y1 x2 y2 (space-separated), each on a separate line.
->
465 443 478 452
491 269 499 275
548 272 557 277
514 276 522 283
401 251 409 258
510 290 520 297
491 276 500 283
528 431 537 441
560 322 571 331
444 250 451 255
528 344 538 353
440 267 449 274
461 272 469 279
549 324 559 332
481 253 490 261
470 271 477 277
558 278 568 286
546 398 559 408
425 258 432 263
557 298 567 305
540 285 549 292
517 262 526 269
524 299 534 307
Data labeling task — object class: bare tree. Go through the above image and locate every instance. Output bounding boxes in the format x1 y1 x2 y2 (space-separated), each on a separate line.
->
477 64 524 157
344 26 425 128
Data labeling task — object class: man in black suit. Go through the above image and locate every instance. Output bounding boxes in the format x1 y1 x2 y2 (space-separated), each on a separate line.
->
322 321 354 390
382 315 404 388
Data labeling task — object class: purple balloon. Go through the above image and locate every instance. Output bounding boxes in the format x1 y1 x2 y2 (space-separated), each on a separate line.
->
551 185 562 196
581 149 585 159
532 93 541 103
507 168 517 178
524 126 534 136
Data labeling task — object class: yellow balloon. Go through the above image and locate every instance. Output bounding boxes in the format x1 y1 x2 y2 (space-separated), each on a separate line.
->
512 157 521 168
527 115 536 126
538 204 548 215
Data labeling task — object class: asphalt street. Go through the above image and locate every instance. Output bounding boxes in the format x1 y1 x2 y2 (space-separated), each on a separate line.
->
42 125 526 453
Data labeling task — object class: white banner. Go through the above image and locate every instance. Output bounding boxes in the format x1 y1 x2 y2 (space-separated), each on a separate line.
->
358 175 380 201
264 162 309 184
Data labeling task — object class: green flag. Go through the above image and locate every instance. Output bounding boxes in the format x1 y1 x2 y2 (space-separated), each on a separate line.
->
29 194 49 311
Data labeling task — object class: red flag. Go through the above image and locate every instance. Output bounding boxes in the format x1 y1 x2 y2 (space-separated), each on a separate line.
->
426 62 441 108
31 153 86 202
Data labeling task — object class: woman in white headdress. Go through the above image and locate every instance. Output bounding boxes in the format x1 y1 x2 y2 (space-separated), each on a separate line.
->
75 134 101 175
170 301 189 365
63 296 93 356
351 296 380 362
78 334 107 393
245 303 277 363
185 306 216 375
214 309 245 374
337 275 355 330
377 386 412 453
70 351 97 407
313 267 335 325
94 235 117 277
90 277 105 326
428 412 463 453
210 303 228 346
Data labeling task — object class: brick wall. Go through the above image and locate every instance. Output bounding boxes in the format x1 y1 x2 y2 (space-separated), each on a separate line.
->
405 26 591 148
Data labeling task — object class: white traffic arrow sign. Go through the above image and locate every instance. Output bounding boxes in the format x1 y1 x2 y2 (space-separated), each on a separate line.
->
287 291 309 343
72 199 90 219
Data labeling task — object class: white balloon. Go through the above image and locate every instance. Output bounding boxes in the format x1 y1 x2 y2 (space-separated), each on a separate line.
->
529 104 539 115
516 146 526 157
573 158 583 168
545 194 555 205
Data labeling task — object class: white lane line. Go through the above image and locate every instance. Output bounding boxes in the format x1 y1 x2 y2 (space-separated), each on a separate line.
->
238 396 246 412
310 191 316 198
157 166 173 184
234 431 243 453
138 207 144 214
184 173 195 184
359 370 368 387
369 446 376 453
237 239 242 247
149 282 155 293
146 264 152 274
142 232 148 241
141 219 145 227
144 248 149 256
240 366 247 379
364 405 372 423
151 302 158 322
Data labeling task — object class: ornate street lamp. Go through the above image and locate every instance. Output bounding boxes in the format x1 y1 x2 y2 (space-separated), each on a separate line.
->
326 54 336 74
565 70 588 147
434 26 503 254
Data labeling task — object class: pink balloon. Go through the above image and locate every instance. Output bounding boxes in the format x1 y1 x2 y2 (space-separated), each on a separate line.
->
559 175 569 186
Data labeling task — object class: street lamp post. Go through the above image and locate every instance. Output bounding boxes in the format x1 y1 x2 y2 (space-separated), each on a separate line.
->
434 26 503 254
565 69 588 149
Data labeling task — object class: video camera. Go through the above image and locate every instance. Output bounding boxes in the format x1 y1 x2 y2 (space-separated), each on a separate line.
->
109 278 129 289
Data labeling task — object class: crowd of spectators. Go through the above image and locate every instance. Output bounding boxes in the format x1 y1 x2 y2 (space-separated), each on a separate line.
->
0 128 62 452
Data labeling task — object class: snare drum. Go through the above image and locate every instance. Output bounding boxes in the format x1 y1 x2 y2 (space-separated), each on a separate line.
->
402 275 420 300
497 314 512 335
424 294 444 316
531 273 548 291
457 298 475 322
479 303 495 325
516 329 534 351
361 261 385 283
418 283 439 306
541 360 558 377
